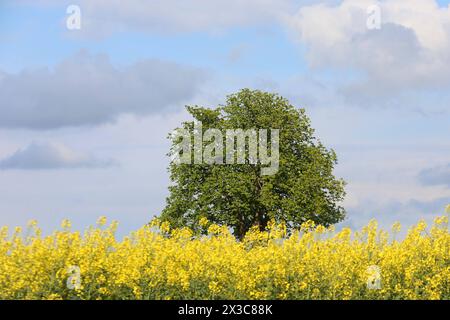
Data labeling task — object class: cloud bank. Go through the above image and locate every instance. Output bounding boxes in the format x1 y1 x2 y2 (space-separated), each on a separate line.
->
0 51 206 129
15 1 450 111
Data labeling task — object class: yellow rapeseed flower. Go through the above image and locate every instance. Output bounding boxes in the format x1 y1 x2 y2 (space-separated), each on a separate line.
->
0 216 448 300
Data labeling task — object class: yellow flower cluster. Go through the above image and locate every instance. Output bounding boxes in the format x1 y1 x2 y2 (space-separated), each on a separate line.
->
0 216 449 300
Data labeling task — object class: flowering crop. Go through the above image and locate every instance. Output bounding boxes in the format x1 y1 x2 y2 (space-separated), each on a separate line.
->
0 216 449 300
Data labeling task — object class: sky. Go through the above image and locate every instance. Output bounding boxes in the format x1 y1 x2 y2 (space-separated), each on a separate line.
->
1 0 450 236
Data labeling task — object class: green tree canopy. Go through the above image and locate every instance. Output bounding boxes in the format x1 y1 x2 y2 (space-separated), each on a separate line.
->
161 89 346 239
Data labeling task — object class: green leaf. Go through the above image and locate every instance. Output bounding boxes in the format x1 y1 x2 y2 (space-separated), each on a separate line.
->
160 89 346 239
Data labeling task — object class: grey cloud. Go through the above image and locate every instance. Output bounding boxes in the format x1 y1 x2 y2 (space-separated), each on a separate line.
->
343 24 422 90
418 163 450 187
0 50 206 129
338 24 450 108
0 142 114 170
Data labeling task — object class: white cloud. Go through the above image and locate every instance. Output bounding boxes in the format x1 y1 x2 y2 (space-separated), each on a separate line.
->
14 0 295 36
284 0 450 108
0 50 206 129
0 141 114 170
90 0 291 34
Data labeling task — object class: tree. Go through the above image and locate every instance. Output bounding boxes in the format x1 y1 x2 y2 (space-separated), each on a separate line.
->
160 89 346 239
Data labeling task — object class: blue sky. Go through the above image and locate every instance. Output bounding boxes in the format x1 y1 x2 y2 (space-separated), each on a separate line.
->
1 0 450 235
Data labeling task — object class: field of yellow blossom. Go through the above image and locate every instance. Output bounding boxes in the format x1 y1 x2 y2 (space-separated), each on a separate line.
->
0 216 449 300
